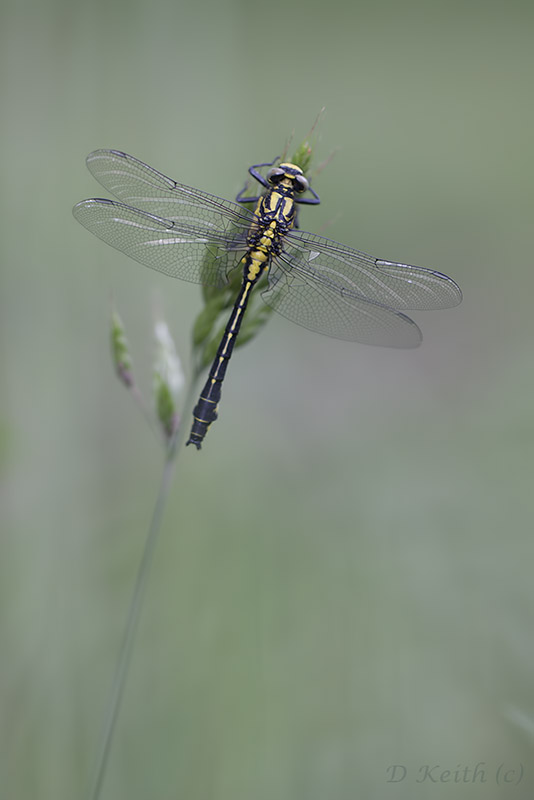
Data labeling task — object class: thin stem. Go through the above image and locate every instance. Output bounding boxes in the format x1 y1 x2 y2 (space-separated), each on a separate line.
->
130 383 160 440
87 375 199 800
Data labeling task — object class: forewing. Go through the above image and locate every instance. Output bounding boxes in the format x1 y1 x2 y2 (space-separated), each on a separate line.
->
84 150 254 233
285 228 462 311
73 199 245 286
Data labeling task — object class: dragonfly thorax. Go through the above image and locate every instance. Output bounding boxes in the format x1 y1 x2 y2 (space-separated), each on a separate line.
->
253 184 297 225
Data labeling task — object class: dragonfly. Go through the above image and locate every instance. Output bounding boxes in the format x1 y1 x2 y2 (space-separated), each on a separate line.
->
73 149 462 449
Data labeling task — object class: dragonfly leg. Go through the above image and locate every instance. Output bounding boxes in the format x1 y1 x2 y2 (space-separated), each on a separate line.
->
295 185 321 205
236 156 281 202
235 188 262 205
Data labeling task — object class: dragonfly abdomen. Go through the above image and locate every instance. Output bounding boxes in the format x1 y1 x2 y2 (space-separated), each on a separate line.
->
186 250 269 449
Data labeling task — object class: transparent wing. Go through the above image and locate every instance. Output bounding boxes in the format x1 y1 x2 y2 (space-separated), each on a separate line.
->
74 150 461 343
73 150 258 286
84 149 254 229
73 198 246 286
263 252 422 347
285 228 462 311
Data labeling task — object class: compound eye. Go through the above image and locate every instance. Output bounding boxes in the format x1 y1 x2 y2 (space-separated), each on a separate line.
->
266 167 285 184
294 174 309 193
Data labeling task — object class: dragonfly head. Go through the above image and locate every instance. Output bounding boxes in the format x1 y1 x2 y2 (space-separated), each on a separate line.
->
266 163 310 194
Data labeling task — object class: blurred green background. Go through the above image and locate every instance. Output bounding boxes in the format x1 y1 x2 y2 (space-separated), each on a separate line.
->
2 0 533 798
